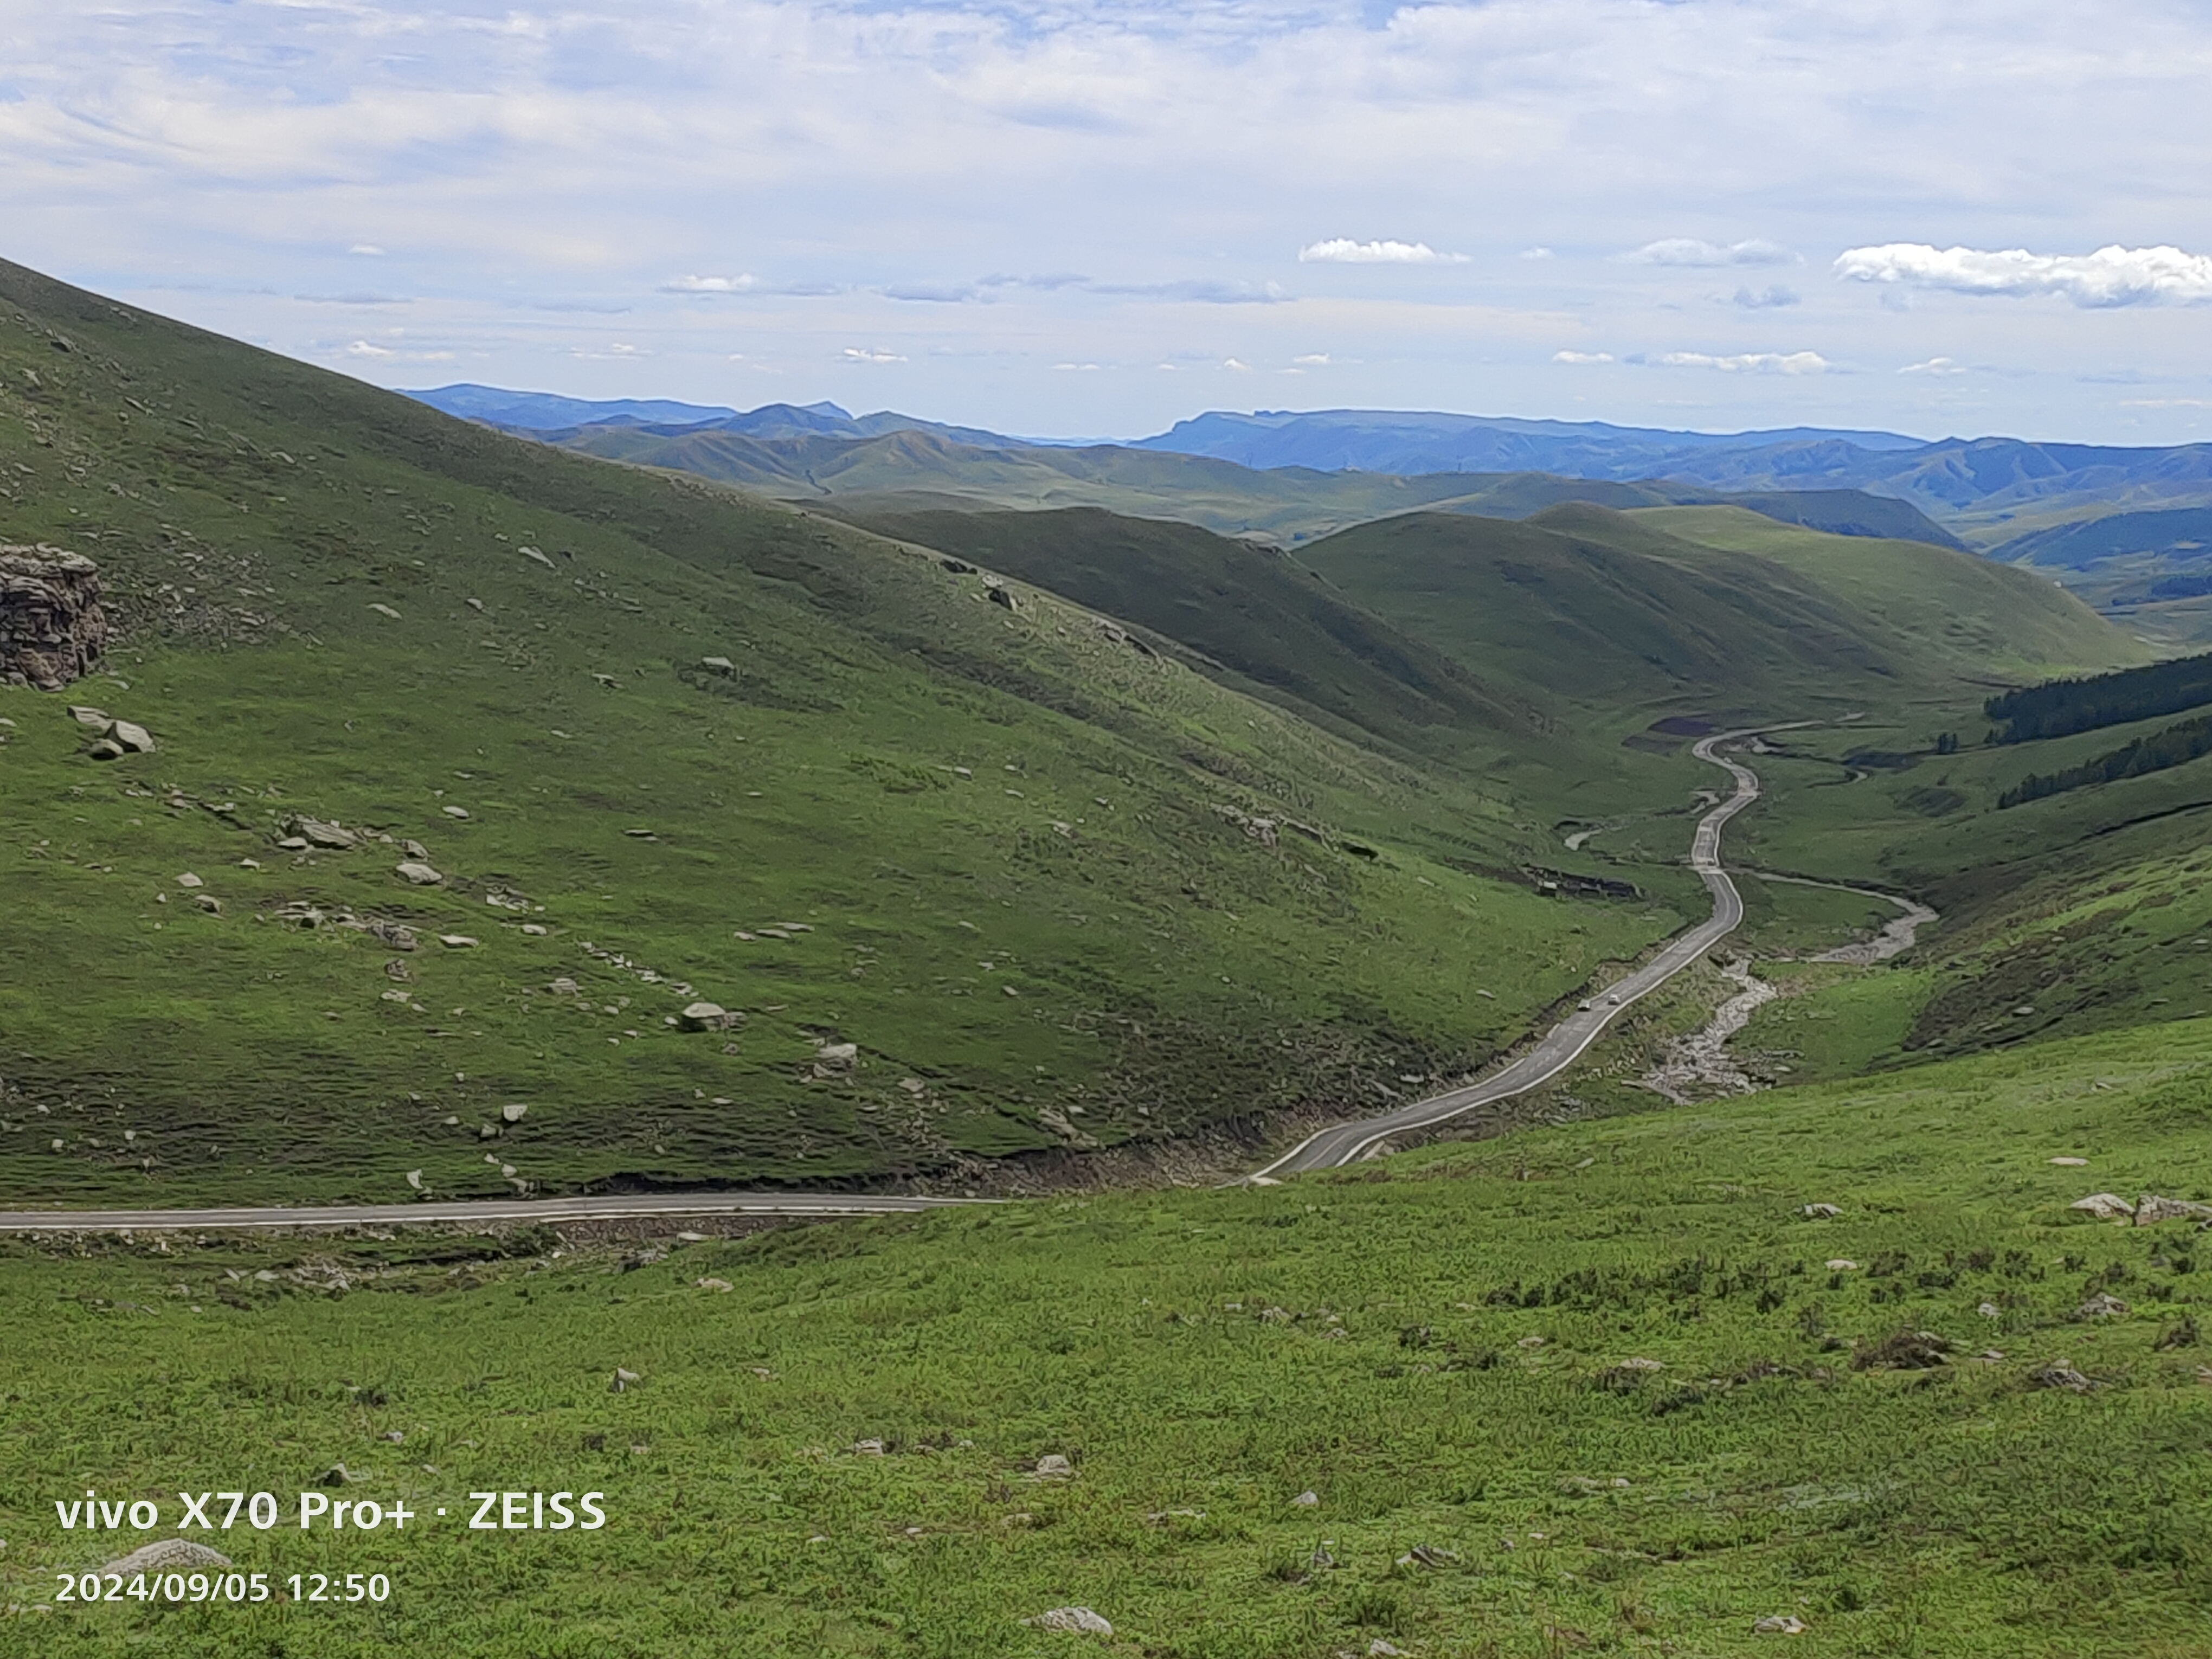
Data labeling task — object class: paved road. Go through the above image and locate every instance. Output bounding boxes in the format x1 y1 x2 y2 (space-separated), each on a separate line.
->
0 1191 974 1234
1249 724 1801 1178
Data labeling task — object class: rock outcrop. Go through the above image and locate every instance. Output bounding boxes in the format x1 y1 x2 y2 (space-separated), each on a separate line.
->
1 546 107 689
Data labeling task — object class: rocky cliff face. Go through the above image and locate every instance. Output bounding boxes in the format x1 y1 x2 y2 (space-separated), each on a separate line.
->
0 545 107 689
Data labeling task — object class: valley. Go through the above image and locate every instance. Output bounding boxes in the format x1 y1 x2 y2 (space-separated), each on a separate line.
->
2 262 2209 1655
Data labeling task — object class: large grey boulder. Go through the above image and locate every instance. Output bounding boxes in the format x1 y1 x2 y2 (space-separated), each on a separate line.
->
1 546 106 689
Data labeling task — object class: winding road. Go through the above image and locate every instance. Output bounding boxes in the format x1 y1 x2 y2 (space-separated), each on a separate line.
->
1249 724 1800 1178
0 726 1791 1232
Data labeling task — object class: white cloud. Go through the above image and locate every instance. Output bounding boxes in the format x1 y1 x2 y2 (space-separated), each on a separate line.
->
344 339 393 358
1552 350 1613 364
1223 358 1252 371
666 274 759 294
1900 355 1966 376
1629 239 1797 268
1732 285 1799 310
1053 361 1101 371
348 244 385 257
1298 239 1467 265
1292 353 1331 365
1520 247 1555 260
1834 243 2212 307
1656 350 1830 374
842 346 906 364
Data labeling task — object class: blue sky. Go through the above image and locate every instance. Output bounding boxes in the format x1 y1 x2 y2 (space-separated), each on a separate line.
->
9 0 2212 443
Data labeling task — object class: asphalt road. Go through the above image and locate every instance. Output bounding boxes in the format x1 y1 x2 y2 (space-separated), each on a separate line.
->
1249 725 1798 1178
0 726 1790 1232
0 1191 973 1233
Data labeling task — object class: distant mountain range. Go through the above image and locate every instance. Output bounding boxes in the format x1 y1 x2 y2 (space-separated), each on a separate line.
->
401 385 2212 597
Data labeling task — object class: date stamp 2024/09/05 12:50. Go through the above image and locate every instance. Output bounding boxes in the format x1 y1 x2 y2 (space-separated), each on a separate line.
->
37 1485 608 1611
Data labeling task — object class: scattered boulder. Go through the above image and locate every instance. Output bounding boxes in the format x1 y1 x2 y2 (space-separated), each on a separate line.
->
701 655 735 675
403 839 430 859
1033 1454 1075 1479
286 815 359 850
405 1170 423 1191
1 546 107 688
501 1103 528 1123
384 959 413 982
2049 1155 2089 1167
1801 1203 1841 1219
2136 1194 2212 1226
610 1367 642 1393
1290 1490 1319 1507
368 602 400 619
439 934 479 949
1023 1607 1111 1636
107 719 156 754
316 1464 351 1487
679 1001 741 1032
2031 1362 2098 1393
369 921 419 951
2069 1193 2134 1219
986 583 1020 613
696 1277 733 1292
67 703 112 727
193 893 222 914
176 873 203 889
395 861 444 886
442 805 470 819
521 546 556 569
939 557 976 574
549 977 581 995
1852 1330 1951 1371
1752 1615 1807 1635
815 1040 858 1067
99 1539 230 1577
2074 1292 2130 1320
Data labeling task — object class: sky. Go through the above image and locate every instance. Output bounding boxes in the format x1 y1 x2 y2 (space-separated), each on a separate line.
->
8 1 2212 444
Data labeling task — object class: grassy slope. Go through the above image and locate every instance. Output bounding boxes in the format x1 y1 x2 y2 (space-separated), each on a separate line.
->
3 1024 2207 1656
1289 508 2126 735
1610 506 2135 686
0 260 1688 1204
832 506 1541 768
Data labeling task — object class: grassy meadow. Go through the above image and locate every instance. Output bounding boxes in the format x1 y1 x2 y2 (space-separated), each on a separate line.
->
1 1024 2207 1655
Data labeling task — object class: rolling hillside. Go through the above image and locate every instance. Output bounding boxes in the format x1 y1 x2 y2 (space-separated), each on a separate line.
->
834 506 1540 766
1291 506 2125 719
0 256 1690 1205
529 413 1964 550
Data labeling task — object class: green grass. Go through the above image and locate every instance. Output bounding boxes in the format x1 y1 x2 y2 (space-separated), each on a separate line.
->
2 1023 2207 1655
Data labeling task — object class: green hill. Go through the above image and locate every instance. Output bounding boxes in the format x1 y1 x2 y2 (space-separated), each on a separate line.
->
833 505 1540 766
1617 505 2137 683
1290 506 2125 722
0 258 1689 1205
